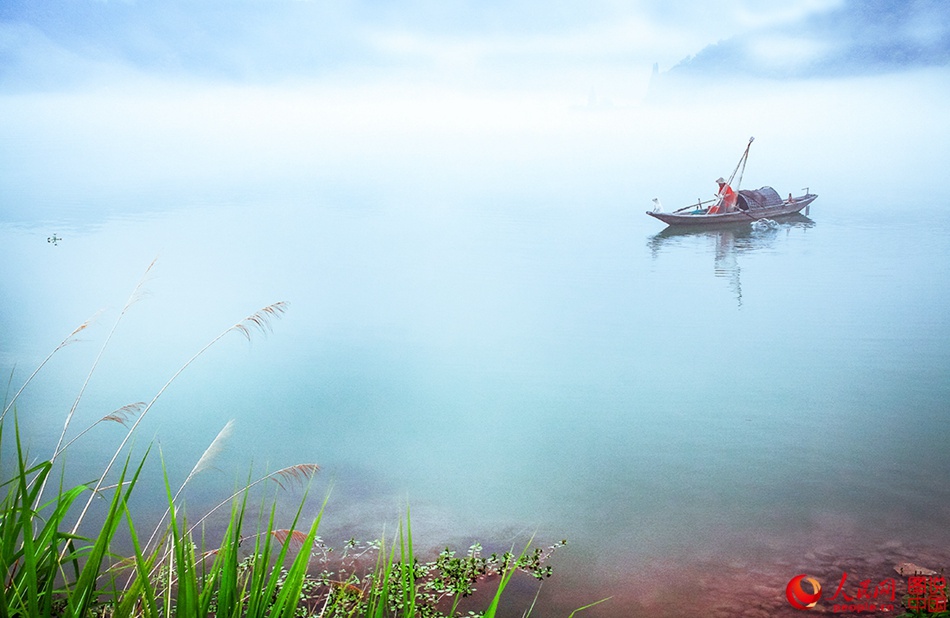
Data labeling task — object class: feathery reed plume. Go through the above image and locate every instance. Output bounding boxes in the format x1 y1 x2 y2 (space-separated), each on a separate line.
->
53 257 157 460
141 461 321 590
0 312 99 423
69 301 290 545
185 464 321 537
182 419 235 486
271 529 310 547
230 301 289 340
271 463 322 490
55 402 147 455
101 402 147 427
141 420 237 555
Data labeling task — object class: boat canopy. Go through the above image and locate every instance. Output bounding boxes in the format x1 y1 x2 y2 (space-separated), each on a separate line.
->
737 186 783 211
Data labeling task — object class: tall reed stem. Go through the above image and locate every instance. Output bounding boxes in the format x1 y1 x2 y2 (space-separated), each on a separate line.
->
0 314 98 424
67 302 288 542
52 258 157 461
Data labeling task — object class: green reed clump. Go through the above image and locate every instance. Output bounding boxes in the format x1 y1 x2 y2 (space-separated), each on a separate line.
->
0 417 147 618
192 517 568 618
0 423 568 618
0 260 587 617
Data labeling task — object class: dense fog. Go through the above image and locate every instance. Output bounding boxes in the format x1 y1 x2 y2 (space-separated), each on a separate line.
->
2 0 948 223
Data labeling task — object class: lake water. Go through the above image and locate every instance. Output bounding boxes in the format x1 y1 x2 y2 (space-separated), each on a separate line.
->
2 70 950 616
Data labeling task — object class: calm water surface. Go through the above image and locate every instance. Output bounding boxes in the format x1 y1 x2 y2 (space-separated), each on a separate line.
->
3 172 950 615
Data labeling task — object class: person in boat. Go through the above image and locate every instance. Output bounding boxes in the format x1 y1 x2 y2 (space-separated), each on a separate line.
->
709 177 737 214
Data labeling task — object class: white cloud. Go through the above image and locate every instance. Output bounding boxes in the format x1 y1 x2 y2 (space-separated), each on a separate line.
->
746 35 838 71
357 14 714 97
0 0 858 95
734 0 844 29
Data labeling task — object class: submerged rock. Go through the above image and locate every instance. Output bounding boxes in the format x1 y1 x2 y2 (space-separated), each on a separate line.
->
894 562 938 576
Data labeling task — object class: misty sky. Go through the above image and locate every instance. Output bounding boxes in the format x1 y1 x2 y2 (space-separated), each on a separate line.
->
2 0 949 222
5 0 946 91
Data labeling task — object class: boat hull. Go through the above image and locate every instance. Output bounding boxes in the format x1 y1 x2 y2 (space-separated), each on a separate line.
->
647 194 817 227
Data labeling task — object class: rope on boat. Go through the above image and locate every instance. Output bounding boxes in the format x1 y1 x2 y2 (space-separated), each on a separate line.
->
725 136 754 190
713 137 754 211
734 136 753 190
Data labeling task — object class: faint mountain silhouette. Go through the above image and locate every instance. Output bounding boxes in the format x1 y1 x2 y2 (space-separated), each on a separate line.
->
667 0 950 79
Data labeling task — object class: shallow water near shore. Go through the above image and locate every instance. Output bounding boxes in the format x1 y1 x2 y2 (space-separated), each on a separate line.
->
3 74 950 616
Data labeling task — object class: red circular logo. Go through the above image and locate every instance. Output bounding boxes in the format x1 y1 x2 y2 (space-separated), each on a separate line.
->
786 574 822 610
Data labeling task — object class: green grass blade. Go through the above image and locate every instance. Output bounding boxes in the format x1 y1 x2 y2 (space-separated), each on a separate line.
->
8 419 54 618
244 499 281 618
116 507 159 618
484 536 536 618
66 450 148 617
368 528 398 618
567 596 613 617
398 508 416 618
213 489 250 618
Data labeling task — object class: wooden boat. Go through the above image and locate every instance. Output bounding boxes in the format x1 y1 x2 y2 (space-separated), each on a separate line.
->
646 136 817 227
646 187 818 227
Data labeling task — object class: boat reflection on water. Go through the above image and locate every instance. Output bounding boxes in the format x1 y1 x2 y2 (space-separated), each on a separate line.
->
647 213 816 306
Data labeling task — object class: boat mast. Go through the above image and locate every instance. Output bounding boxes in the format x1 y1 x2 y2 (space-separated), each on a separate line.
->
727 136 754 190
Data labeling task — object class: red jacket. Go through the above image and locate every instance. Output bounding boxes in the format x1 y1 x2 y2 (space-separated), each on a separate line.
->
710 183 737 213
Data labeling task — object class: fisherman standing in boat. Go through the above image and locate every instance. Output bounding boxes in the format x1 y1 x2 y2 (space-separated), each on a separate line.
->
709 177 737 214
